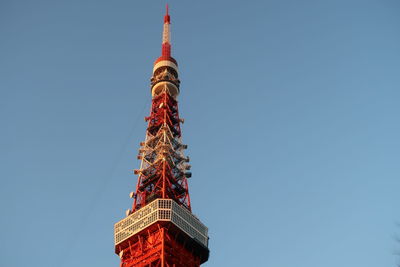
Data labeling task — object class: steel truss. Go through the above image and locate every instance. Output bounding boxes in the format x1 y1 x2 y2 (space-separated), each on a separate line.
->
133 87 191 212
119 223 201 267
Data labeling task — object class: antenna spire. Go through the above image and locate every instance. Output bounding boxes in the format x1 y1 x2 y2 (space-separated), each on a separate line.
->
164 4 170 24
162 4 171 57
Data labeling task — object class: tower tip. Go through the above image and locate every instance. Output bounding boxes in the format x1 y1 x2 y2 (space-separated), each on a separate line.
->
158 3 173 60
164 4 170 23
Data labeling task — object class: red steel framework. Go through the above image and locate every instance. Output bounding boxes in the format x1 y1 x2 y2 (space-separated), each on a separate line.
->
114 6 209 267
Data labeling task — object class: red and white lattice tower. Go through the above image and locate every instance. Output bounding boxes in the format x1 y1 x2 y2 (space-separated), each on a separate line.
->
114 6 210 267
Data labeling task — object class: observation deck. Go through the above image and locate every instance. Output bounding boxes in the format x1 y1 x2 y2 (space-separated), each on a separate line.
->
114 199 209 263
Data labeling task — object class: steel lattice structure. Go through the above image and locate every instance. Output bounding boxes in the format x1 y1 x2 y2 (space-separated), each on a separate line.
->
114 6 210 267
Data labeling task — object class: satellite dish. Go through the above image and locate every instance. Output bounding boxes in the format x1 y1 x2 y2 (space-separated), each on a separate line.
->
125 209 131 217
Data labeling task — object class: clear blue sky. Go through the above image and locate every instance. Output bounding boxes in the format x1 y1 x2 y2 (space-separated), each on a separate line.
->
1 0 400 266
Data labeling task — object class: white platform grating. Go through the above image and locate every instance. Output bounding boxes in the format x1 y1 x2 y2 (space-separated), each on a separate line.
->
114 199 208 247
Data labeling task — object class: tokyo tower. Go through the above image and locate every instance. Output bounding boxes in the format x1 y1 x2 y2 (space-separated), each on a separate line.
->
114 6 210 267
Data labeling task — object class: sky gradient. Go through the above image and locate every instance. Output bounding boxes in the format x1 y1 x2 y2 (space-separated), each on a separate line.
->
1 0 400 266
